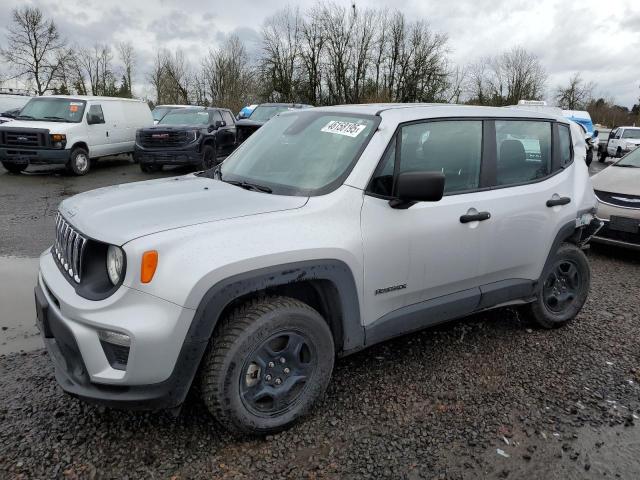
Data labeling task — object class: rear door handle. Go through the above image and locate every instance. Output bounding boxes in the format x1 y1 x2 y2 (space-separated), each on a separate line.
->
546 197 571 207
460 211 491 223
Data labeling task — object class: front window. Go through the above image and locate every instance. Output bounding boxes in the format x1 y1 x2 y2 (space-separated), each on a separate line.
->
248 105 292 123
18 98 86 123
616 147 640 168
0 96 30 116
622 129 640 139
159 109 210 126
220 111 378 195
152 107 173 122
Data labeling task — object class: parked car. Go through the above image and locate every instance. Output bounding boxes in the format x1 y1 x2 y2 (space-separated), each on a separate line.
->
237 104 257 119
591 147 640 249
0 96 153 175
236 102 313 143
0 92 32 123
134 107 238 173
35 104 600 435
151 104 191 124
600 126 640 161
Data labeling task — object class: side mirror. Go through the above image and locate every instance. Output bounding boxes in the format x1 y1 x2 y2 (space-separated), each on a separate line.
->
209 120 225 132
389 171 445 209
608 131 615 139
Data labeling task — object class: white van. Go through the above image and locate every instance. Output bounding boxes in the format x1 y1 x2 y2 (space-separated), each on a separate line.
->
0 96 153 175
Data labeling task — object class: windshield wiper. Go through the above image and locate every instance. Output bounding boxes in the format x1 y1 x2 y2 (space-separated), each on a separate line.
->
44 116 66 121
225 179 273 193
16 115 34 120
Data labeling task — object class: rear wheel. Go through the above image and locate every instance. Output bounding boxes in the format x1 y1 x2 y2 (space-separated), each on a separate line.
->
200 296 335 435
1 162 27 174
525 243 590 329
140 163 162 173
66 147 90 176
617 147 623 158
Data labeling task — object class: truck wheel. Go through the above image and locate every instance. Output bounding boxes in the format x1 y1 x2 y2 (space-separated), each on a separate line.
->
140 163 162 173
200 296 335 435
66 147 90 176
525 243 590 329
616 147 623 158
201 144 217 170
1 162 27 174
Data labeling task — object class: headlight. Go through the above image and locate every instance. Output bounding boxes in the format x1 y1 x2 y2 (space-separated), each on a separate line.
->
49 133 67 149
106 245 125 285
185 130 198 142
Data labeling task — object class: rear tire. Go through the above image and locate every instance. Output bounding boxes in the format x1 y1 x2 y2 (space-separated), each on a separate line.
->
66 147 90 176
1 162 27 174
525 243 590 329
140 163 162 173
616 147 623 158
200 296 335 435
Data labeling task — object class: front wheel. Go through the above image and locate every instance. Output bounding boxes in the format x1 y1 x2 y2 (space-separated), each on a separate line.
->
1 161 27 174
201 144 217 170
525 243 590 329
200 296 335 435
66 147 90 176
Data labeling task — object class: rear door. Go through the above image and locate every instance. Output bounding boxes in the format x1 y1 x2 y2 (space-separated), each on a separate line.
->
218 110 237 156
477 119 576 285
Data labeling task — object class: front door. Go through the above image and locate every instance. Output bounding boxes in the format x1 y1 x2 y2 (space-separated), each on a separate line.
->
361 119 488 328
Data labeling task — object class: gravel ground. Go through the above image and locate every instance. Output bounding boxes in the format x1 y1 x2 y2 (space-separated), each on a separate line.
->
1 246 638 479
1 156 638 479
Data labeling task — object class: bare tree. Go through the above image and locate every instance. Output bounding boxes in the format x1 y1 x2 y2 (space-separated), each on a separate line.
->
163 50 191 104
468 47 546 106
148 51 167 104
202 35 255 112
117 41 135 97
76 44 117 96
260 6 302 101
555 73 595 110
1 6 67 95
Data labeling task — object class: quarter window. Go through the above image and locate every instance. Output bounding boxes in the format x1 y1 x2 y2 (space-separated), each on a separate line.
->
495 120 551 186
558 124 572 167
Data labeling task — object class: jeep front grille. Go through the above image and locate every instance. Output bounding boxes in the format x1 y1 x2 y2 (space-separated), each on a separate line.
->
54 213 88 283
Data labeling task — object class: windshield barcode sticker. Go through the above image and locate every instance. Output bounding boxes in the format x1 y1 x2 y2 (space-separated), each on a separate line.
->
321 121 366 138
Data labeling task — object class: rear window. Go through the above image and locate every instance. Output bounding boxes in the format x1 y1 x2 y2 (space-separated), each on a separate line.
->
495 120 552 186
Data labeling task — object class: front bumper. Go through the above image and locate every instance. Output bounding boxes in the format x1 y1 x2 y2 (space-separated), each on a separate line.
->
36 250 206 410
591 219 640 250
0 147 70 165
134 143 202 166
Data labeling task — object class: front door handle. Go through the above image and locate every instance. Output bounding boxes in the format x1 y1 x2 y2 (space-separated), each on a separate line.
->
460 211 491 223
546 197 571 207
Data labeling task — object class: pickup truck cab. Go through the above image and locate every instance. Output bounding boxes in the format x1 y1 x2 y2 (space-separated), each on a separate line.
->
0 95 153 175
36 104 600 435
604 127 640 159
135 107 238 173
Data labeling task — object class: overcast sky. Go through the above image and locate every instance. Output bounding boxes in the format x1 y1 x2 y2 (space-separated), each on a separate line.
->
1 0 639 107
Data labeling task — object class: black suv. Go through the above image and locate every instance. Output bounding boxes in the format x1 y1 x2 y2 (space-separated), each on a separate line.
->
135 107 238 173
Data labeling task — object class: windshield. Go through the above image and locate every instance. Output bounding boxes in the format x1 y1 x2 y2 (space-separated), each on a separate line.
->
622 129 640 139
220 111 378 195
0 96 30 115
152 107 173 121
159 109 210 125
616 147 640 167
18 98 86 122
248 105 292 123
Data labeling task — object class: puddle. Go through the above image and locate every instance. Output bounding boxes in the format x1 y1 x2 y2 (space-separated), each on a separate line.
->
0 256 43 355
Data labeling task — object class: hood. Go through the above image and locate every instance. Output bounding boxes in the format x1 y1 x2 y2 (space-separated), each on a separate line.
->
591 165 640 196
0 119 78 132
58 174 308 245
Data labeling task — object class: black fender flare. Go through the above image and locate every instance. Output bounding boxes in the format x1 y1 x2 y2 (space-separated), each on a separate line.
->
161 260 363 407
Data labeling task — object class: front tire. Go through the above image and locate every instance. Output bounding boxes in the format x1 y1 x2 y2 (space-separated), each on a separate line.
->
201 144 217 170
200 296 335 435
66 147 90 176
1 162 27 174
525 243 590 329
